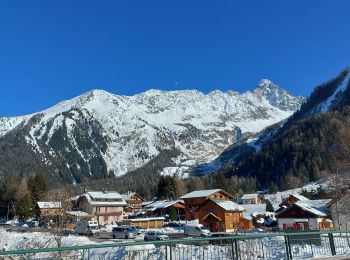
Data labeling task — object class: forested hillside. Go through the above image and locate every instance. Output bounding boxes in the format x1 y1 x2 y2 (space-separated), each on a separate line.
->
225 68 350 190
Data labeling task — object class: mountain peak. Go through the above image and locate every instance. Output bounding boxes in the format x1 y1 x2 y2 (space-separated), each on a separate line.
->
256 79 279 91
254 79 305 111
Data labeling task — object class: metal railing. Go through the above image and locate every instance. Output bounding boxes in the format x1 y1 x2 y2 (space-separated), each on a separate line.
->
0 230 350 259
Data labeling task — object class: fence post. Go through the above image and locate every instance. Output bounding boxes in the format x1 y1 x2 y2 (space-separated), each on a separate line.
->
231 239 235 260
169 243 173 260
234 238 239 260
284 235 292 260
328 233 336 256
166 245 168 260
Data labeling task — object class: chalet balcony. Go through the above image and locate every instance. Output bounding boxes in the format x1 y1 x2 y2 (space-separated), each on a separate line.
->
95 211 122 216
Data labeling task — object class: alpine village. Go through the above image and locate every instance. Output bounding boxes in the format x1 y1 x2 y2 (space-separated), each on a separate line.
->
0 67 349 258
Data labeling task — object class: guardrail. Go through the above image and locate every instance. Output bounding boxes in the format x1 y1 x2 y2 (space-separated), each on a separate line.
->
0 230 350 259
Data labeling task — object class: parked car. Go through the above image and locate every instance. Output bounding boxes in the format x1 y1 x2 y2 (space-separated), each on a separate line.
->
144 231 169 241
75 220 100 236
112 226 137 239
165 222 185 228
130 226 143 235
184 224 210 237
25 220 39 228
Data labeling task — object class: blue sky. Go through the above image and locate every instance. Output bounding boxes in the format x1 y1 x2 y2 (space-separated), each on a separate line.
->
0 1 349 116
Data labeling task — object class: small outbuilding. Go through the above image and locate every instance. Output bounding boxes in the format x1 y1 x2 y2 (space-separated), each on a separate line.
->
35 201 62 220
122 217 165 229
239 194 263 204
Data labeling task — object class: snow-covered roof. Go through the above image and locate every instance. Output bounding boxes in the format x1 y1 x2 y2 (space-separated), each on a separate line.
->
210 199 244 211
126 217 165 222
276 200 330 218
70 195 80 201
142 201 154 207
122 192 144 201
37 202 62 209
144 200 167 209
290 194 309 201
241 203 278 220
81 191 127 206
121 192 136 200
145 200 184 212
294 202 327 217
180 189 225 199
87 191 123 200
240 194 259 200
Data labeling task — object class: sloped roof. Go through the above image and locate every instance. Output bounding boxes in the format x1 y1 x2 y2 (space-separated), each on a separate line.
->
210 199 244 211
122 192 136 200
144 200 168 209
276 200 330 218
290 194 310 201
121 192 145 201
180 189 232 199
145 200 184 211
241 203 278 220
294 202 327 217
37 202 62 209
240 194 259 200
81 192 127 206
142 201 154 207
87 191 123 200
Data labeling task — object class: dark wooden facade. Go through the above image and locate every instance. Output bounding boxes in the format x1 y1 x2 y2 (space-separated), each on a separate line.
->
182 190 234 221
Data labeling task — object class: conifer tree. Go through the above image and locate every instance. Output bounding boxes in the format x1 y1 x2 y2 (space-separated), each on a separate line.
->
15 178 34 220
28 172 47 205
157 176 177 199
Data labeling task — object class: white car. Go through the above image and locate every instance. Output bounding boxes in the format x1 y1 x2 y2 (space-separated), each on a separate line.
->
144 231 169 241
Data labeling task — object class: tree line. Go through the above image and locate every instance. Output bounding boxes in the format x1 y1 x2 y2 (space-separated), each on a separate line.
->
0 172 47 220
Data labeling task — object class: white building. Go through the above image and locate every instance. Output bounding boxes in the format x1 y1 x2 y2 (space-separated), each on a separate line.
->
276 201 332 231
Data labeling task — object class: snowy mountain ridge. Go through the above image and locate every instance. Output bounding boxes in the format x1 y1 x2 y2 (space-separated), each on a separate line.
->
0 80 304 184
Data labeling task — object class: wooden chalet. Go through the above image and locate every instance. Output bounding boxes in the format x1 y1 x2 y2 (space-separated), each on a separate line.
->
121 192 145 213
180 189 234 221
35 201 62 220
199 199 253 232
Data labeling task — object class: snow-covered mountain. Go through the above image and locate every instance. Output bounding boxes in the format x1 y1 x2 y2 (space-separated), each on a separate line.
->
0 80 304 185
227 68 350 189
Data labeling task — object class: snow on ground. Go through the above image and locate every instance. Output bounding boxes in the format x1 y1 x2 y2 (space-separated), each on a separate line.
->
241 203 278 220
264 180 328 205
1 228 350 259
0 228 93 251
0 227 94 259
316 72 350 113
